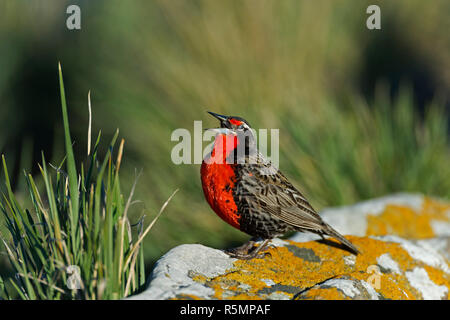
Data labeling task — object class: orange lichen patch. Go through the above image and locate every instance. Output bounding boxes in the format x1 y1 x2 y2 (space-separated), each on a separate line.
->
203 237 390 299
191 273 208 284
422 197 450 217
340 238 422 299
300 287 349 300
350 269 417 299
203 244 331 300
192 235 450 300
366 197 450 238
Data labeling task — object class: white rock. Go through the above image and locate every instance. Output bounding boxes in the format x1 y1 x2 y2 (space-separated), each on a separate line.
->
343 255 356 267
377 253 401 274
288 233 321 243
359 280 380 300
267 292 291 300
322 278 360 298
270 238 289 247
431 221 450 237
405 267 448 300
417 237 450 261
128 244 235 300
379 235 450 274
261 279 276 286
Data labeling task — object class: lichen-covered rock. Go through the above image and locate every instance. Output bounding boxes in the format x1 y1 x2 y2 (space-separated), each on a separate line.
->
129 194 450 300
290 193 450 242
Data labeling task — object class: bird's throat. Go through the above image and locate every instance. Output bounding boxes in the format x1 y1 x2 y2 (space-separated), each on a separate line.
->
207 134 239 164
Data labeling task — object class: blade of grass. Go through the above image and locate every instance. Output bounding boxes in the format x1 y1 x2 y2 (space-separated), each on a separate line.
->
123 188 178 272
87 90 92 156
58 62 80 259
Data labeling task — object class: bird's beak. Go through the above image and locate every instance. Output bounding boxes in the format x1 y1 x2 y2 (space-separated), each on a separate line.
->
206 111 234 135
207 111 228 122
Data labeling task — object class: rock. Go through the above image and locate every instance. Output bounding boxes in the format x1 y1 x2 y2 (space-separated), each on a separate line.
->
129 194 450 300
128 244 235 300
290 193 450 242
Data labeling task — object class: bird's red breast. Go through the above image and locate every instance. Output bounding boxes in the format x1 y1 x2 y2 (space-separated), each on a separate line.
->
201 133 241 230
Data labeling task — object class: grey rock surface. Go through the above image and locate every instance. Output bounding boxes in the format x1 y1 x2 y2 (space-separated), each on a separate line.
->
128 194 450 300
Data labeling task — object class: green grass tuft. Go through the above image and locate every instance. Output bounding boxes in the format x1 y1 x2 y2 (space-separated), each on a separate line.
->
0 65 177 300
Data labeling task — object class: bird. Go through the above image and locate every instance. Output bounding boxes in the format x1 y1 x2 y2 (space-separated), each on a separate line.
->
200 111 360 259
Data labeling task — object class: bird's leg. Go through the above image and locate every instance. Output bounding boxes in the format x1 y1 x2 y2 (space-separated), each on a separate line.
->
225 238 256 257
248 239 271 259
226 239 272 260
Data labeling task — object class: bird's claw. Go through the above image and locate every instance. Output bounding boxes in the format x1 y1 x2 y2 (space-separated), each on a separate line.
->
225 250 269 260
225 240 272 260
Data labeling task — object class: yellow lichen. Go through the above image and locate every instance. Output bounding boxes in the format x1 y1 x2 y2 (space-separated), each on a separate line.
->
191 273 208 284
366 197 450 238
300 287 348 300
183 197 450 300
190 234 450 300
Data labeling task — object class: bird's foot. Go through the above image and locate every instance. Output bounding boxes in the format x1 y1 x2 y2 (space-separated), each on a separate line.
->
226 250 269 260
225 239 271 260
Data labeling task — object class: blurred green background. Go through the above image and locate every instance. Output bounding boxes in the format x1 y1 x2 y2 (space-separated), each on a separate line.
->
0 0 449 274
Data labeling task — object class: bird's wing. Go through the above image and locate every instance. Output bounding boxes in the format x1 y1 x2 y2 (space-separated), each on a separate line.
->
236 152 359 253
239 163 328 232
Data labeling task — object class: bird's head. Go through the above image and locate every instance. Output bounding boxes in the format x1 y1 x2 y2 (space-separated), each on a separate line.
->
206 111 252 134
205 111 257 164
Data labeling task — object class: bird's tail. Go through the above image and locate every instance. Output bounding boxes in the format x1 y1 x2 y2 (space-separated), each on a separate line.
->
322 225 360 255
